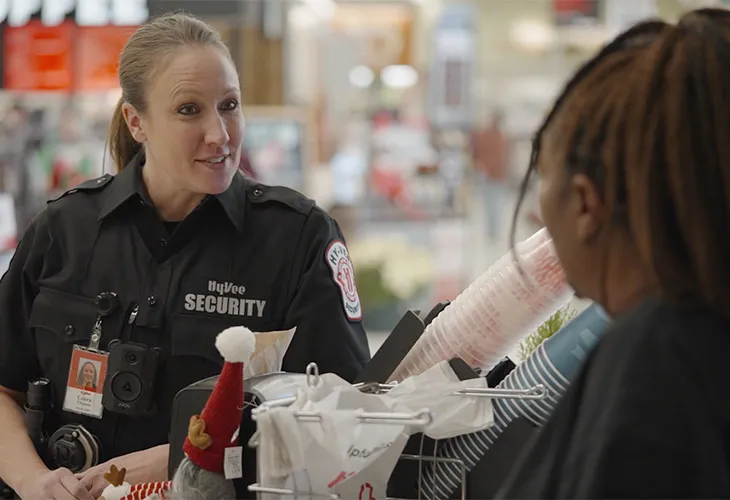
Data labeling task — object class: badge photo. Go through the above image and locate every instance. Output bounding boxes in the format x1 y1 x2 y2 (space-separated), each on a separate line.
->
325 240 362 321
63 346 109 419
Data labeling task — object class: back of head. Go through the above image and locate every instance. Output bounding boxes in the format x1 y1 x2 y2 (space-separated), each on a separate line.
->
513 8 730 314
107 13 231 173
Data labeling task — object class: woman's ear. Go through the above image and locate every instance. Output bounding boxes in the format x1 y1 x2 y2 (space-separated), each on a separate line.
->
122 103 147 144
570 173 604 243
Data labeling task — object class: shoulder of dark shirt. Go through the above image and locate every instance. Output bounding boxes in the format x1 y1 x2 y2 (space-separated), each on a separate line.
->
600 297 730 356
46 174 114 205
242 180 342 248
40 174 115 228
593 298 683 372
244 179 316 216
588 297 730 407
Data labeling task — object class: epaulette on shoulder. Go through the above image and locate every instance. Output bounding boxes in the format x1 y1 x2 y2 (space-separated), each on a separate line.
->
248 183 314 216
47 174 114 204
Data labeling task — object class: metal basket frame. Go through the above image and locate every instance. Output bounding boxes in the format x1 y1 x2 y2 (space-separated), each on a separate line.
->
247 363 547 500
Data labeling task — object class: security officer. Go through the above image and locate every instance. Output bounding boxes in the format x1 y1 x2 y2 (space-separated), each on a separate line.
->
0 13 370 500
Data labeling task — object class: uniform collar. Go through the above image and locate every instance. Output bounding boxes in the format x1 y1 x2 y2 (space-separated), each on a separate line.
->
98 152 246 232
216 173 246 232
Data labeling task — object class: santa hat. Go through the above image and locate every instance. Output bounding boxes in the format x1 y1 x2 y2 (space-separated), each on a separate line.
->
182 326 256 474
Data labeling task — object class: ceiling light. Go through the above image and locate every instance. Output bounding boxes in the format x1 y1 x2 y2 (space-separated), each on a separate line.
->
349 65 375 88
381 65 418 89
510 19 556 51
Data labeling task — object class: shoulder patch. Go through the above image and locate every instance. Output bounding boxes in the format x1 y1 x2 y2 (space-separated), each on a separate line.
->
248 184 315 215
325 240 362 321
48 174 114 203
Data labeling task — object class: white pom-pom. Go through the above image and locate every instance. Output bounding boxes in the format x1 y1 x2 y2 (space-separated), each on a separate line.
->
99 482 130 500
216 326 256 363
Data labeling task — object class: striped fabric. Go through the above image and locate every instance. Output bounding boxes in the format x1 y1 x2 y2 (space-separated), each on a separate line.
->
420 342 570 499
119 481 172 500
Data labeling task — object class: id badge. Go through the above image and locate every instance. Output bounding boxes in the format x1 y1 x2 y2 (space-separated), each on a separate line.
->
62 345 109 419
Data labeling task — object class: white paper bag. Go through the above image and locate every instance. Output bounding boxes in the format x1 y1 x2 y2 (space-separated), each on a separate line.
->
257 374 412 499
331 433 408 500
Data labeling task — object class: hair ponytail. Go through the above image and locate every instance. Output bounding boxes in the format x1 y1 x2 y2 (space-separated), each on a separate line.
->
107 97 141 173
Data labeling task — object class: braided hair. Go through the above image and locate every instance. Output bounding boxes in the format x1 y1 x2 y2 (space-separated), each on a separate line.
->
512 9 730 314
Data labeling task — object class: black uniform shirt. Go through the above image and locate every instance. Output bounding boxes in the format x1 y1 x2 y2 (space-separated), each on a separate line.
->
0 154 370 461
496 297 730 499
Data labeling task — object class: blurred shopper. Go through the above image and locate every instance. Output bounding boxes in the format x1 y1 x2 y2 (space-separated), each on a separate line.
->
471 109 510 242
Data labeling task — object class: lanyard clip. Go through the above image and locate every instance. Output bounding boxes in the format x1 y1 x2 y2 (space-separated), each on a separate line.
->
89 317 103 351
89 292 118 351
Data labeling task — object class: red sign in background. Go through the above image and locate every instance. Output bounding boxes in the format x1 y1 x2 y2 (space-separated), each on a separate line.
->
3 21 136 91
75 25 136 91
3 20 74 91
553 0 599 26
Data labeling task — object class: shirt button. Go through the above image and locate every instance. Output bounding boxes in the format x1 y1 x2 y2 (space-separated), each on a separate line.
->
147 296 157 306
160 238 168 247
64 325 74 336
253 188 263 197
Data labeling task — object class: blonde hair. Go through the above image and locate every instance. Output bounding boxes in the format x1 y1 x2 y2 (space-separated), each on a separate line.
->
77 361 97 388
108 13 232 172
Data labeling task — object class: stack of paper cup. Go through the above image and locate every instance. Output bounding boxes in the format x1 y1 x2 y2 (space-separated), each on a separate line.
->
388 228 572 382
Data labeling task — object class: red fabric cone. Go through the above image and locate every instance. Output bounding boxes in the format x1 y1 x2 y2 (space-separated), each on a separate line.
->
181 326 255 475
182 360 244 474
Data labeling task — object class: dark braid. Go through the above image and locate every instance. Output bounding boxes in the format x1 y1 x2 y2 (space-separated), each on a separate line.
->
511 20 667 258
628 9 730 310
511 9 730 314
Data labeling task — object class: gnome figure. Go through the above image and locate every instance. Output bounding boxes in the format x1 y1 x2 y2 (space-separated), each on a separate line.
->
170 325 256 499
100 326 256 500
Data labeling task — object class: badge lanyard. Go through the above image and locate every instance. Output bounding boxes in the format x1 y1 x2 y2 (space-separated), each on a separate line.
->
62 292 117 419
89 316 103 352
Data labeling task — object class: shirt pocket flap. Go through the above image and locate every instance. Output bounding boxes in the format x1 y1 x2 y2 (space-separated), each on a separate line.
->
29 287 98 344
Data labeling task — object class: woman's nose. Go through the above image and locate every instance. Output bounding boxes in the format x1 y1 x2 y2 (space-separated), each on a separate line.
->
204 113 230 146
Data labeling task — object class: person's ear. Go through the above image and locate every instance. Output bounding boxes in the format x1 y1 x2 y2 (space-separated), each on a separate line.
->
122 103 147 144
570 173 603 243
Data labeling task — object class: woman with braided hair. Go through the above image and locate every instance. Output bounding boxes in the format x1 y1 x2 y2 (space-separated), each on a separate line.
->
497 8 730 499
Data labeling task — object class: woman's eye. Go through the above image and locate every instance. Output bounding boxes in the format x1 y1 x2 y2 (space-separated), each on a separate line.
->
221 99 239 111
178 104 199 115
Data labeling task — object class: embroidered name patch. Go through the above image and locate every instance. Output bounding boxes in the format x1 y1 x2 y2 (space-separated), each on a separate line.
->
325 240 362 321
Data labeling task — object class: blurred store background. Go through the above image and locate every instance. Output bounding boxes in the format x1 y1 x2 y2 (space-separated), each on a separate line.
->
0 0 722 352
